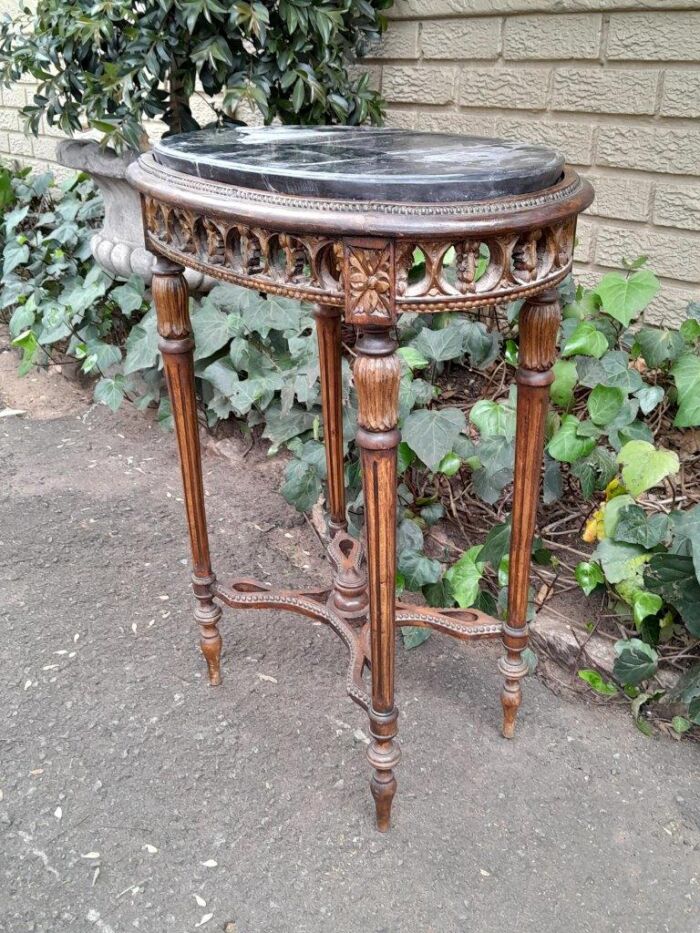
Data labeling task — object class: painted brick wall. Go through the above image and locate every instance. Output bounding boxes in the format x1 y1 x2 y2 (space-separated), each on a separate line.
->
1 1 699 323
364 0 700 325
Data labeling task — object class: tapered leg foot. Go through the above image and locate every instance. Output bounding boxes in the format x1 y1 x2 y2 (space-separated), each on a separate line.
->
368 707 400 832
499 659 526 738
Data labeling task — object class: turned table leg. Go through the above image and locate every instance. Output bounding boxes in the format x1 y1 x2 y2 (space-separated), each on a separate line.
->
354 326 401 831
152 256 223 686
314 304 347 536
500 288 560 736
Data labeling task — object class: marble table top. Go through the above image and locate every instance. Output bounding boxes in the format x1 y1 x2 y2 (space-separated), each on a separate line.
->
153 126 565 204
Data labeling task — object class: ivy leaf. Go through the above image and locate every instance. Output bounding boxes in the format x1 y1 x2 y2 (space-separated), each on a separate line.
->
632 590 663 627
616 440 679 496
397 441 416 474
612 638 658 686
587 385 625 426
593 539 648 585
243 293 303 338
401 626 432 649
398 518 424 554
562 321 608 358
547 415 596 463
398 549 442 591
421 503 444 526
578 669 618 696
444 545 484 608
437 451 461 476
192 302 236 360
461 320 501 369
3 238 30 275
478 520 511 569
634 384 664 415
595 270 659 327
94 375 125 412
470 399 515 440
669 505 700 584
645 554 700 637
549 359 577 407
123 310 159 374
634 327 684 368
410 326 463 363
577 351 644 393
401 407 466 471
575 561 605 596
671 352 700 428
397 346 429 371
111 275 146 316
281 458 322 512
543 456 563 504
201 358 240 397
614 505 669 549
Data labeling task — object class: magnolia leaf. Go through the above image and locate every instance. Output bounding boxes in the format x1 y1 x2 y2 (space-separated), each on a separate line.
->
444 545 484 608
587 385 625 426
547 415 596 463
595 270 659 327
612 638 658 686
401 407 466 471
549 359 577 407
616 440 679 496
562 321 608 359
671 352 700 428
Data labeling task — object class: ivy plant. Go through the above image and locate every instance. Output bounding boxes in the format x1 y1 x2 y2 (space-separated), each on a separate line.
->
0 0 389 150
3 164 699 732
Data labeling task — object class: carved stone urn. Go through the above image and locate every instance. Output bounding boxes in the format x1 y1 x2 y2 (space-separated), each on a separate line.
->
55 138 211 291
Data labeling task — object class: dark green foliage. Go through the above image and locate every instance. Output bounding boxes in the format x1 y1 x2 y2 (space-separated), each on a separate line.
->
0 0 389 150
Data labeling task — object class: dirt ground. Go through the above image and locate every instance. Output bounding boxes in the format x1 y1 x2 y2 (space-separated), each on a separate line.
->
1 350 699 933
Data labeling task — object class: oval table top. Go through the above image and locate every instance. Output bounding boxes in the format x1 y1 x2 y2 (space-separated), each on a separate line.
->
153 126 565 204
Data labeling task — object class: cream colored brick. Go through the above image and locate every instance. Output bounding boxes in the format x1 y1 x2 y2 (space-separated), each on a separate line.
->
459 68 548 110
383 108 417 130
31 135 59 161
8 132 33 157
551 68 658 115
660 71 700 119
504 14 601 61
643 284 700 328
494 118 594 164
597 126 700 176
653 183 700 233
0 108 20 131
421 19 500 60
383 65 456 104
595 224 700 284
368 21 419 59
415 110 497 137
346 64 381 91
390 1 661 16
1 85 26 108
574 217 595 262
607 12 700 62
0 130 9 154
585 174 652 222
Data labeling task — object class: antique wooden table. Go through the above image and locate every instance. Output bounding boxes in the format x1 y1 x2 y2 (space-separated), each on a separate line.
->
128 126 593 831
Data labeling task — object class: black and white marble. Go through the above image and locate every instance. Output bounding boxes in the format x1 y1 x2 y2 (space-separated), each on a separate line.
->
153 126 565 203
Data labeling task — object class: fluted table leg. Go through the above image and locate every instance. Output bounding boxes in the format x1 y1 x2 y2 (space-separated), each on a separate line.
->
314 304 347 536
500 288 560 736
354 326 401 831
152 256 223 686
